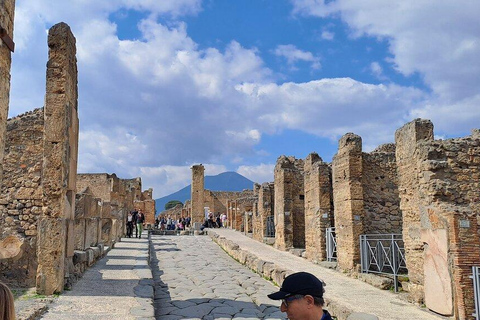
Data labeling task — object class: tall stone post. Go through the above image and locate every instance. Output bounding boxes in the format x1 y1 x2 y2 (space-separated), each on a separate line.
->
304 153 333 263
395 119 434 303
332 133 364 271
0 0 15 183
274 156 305 251
191 164 205 226
36 23 79 295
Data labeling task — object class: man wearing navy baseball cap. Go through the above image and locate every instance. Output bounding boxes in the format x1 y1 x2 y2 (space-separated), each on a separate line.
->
268 272 333 320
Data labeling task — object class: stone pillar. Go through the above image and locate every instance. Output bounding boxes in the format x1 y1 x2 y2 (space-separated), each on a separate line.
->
395 119 433 302
274 156 305 251
191 164 204 225
332 133 364 271
0 0 15 183
304 153 333 263
36 23 79 295
395 119 435 304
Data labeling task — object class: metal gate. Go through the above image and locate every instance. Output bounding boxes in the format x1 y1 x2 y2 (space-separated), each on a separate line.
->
472 266 480 320
326 227 337 262
360 234 407 292
266 215 275 237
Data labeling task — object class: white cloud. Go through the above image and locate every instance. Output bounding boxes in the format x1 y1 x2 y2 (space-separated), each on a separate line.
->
291 0 480 106
11 0 479 200
369 61 387 80
237 164 275 185
273 44 321 70
321 30 334 40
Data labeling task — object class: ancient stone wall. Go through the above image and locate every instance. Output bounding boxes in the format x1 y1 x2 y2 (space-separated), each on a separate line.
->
191 165 205 225
362 144 401 234
396 119 480 318
304 153 333 263
76 173 115 202
395 119 434 302
252 182 274 242
138 188 155 226
74 188 101 250
0 0 15 183
332 134 364 270
36 23 79 295
0 109 44 287
274 156 305 251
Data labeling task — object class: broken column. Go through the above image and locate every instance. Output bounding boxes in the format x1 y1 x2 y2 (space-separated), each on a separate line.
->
36 23 79 295
332 134 364 270
304 153 333 263
0 0 15 183
191 164 205 226
395 119 434 303
274 156 305 251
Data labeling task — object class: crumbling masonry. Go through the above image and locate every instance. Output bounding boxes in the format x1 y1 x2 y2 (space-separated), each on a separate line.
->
0 22 154 294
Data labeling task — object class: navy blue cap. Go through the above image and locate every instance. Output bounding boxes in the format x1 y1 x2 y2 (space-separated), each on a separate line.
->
267 272 324 300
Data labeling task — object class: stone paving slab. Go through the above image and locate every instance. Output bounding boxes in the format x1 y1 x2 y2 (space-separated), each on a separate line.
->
151 234 286 320
40 232 154 320
209 229 453 320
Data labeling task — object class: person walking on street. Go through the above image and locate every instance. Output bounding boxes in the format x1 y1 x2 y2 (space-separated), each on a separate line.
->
267 272 333 320
136 210 145 238
126 212 134 238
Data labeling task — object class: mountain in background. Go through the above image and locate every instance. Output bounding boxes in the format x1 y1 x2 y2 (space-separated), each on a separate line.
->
155 171 255 213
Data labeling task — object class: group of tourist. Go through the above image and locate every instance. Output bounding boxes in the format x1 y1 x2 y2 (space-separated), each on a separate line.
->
155 215 191 231
126 209 146 238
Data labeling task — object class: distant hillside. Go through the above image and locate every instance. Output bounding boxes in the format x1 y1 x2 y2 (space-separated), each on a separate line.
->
155 171 254 213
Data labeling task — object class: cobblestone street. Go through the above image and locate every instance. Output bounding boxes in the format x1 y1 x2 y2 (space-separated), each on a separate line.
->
151 235 286 320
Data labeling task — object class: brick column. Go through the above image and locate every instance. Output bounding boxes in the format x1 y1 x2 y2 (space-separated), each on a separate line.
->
37 23 79 294
332 133 364 271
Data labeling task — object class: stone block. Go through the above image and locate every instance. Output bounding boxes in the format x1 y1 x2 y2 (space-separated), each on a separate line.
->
357 273 393 290
36 217 66 295
73 250 87 264
85 248 94 266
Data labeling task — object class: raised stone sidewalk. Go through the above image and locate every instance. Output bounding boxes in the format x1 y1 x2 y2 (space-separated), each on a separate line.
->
39 232 154 320
209 228 452 320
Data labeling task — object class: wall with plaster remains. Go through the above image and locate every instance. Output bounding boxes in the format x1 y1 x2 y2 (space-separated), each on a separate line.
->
396 119 480 318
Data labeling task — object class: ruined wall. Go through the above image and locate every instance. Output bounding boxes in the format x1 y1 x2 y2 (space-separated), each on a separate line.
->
396 120 480 318
274 156 305 251
36 23 79 295
74 188 101 250
0 109 44 287
138 188 155 225
77 174 114 201
0 0 15 183
395 119 434 303
332 134 364 270
252 182 274 242
191 165 205 225
362 144 401 234
304 153 333 263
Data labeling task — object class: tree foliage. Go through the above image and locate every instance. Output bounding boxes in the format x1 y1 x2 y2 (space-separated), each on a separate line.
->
165 200 183 210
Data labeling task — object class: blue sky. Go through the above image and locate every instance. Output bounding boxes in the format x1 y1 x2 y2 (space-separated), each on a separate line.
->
10 0 480 197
